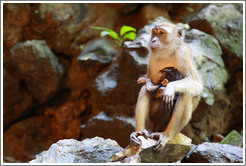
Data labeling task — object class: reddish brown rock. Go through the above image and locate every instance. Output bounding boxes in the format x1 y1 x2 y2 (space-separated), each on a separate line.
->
3 99 85 162
3 67 32 130
212 133 224 143
81 112 135 148
9 40 64 104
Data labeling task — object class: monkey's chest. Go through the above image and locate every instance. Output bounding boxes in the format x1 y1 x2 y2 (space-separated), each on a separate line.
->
149 57 182 84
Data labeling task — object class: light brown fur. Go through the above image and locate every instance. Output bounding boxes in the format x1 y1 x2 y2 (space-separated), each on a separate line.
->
131 22 203 151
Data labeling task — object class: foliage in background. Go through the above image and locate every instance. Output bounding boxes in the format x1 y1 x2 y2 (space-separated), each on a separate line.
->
90 25 137 48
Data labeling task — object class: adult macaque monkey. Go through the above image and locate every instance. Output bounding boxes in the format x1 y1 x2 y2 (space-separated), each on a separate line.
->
130 22 203 151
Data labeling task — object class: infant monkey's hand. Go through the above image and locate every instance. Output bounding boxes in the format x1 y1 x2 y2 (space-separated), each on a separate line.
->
137 77 147 85
161 79 169 86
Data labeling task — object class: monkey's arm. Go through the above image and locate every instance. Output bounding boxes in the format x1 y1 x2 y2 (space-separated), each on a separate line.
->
166 78 203 96
137 77 160 92
145 78 160 92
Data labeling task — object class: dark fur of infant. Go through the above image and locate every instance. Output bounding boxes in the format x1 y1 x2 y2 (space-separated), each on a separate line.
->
149 67 183 132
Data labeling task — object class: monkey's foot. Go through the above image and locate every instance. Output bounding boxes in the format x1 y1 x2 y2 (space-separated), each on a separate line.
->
130 129 149 147
149 132 170 152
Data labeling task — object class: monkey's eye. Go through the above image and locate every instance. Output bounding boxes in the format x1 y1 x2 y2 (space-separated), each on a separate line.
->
152 29 157 35
159 31 164 35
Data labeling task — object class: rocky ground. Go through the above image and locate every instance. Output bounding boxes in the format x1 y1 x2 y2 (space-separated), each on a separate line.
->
3 3 243 163
29 136 243 163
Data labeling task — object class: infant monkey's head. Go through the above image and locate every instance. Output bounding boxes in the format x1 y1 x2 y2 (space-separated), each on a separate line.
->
158 67 183 86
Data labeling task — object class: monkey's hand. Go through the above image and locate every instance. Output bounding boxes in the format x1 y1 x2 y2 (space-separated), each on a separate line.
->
149 132 170 152
162 83 175 111
137 77 147 85
130 129 149 147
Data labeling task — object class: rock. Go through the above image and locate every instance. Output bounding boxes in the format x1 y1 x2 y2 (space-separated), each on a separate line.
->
3 3 31 27
69 38 117 98
183 142 243 163
141 4 170 22
9 40 64 104
184 29 227 105
81 112 135 148
117 4 139 15
111 133 192 163
3 67 32 129
220 130 243 147
139 144 190 163
3 24 23 51
189 4 243 59
76 38 116 81
29 3 124 56
3 4 31 49
29 137 123 163
212 133 224 143
93 64 118 96
77 38 117 64
3 114 82 162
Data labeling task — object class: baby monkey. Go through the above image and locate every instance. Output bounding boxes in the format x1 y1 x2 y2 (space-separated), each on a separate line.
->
137 67 183 132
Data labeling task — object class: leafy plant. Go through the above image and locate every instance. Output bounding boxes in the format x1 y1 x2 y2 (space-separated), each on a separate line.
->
90 25 137 48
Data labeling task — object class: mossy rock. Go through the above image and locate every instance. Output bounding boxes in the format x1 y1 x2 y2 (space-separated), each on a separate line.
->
220 130 243 147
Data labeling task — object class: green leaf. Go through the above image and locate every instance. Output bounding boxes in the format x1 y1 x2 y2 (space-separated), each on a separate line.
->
120 25 136 36
100 31 110 37
122 32 136 40
91 26 118 39
107 30 118 39
90 26 109 31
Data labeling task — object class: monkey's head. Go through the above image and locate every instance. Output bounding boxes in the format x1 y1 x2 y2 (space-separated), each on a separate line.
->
150 22 184 52
158 67 183 84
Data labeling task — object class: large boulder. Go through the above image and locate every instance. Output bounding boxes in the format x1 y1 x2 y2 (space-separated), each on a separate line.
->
184 28 227 105
189 4 243 60
4 40 64 129
29 137 123 163
9 40 64 104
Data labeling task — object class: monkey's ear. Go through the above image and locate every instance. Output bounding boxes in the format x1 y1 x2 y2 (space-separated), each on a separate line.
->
177 27 185 39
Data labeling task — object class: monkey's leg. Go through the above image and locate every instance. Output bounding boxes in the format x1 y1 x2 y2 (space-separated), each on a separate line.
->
150 95 193 151
130 86 150 146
